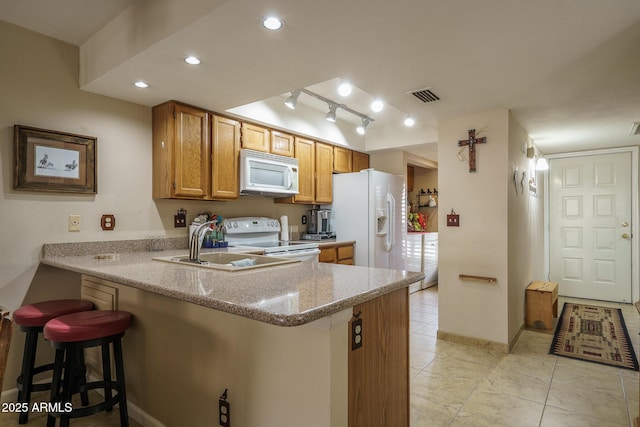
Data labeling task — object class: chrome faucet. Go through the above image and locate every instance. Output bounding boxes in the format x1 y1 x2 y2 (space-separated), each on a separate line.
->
189 220 217 263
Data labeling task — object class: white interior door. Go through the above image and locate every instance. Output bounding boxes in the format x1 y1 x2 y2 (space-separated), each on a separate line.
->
549 152 632 302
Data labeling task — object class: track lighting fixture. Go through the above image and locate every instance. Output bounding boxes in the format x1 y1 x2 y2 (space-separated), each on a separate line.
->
285 88 374 134
326 103 338 122
284 90 301 109
356 119 370 135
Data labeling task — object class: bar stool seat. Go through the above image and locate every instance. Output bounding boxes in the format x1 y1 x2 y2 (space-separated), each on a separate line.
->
13 299 94 424
44 310 132 427
13 299 94 328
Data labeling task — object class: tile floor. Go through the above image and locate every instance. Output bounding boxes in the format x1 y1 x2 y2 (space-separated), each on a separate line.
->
410 286 640 427
2 286 638 426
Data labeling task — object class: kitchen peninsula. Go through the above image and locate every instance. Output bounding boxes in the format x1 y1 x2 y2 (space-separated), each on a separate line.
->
40 240 424 427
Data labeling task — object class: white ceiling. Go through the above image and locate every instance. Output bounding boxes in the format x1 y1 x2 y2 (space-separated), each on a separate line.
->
2 0 640 162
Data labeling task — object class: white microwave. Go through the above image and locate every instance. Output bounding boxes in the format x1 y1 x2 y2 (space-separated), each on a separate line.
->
239 149 299 197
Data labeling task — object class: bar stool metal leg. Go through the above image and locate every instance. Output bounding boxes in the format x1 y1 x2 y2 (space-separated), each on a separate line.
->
47 349 65 427
17 329 38 424
113 339 129 427
101 342 113 412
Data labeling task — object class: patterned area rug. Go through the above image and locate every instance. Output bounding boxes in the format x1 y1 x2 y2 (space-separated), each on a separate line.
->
550 303 639 371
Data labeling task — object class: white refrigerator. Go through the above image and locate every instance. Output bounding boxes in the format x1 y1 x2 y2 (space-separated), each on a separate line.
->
332 170 406 269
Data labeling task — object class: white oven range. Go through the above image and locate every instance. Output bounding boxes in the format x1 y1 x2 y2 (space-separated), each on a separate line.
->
223 217 320 262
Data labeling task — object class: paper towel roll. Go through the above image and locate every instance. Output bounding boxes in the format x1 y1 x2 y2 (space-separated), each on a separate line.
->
280 215 289 241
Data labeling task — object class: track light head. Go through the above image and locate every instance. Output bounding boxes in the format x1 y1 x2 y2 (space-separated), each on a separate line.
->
284 90 300 109
356 119 370 135
326 103 338 122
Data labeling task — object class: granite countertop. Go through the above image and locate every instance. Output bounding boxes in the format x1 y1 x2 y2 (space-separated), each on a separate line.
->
41 240 423 327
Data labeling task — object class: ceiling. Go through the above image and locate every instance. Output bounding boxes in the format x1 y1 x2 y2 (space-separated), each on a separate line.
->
2 0 640 162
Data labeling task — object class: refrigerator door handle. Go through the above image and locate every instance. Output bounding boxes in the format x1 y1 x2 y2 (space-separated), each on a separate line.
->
385 193 395 252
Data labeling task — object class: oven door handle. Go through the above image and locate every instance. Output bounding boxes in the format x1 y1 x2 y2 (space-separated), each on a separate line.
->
264 248 320 258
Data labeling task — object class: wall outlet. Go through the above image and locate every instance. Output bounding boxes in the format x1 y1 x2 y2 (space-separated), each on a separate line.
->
219 390 230 427
68 214 81 232
101 214 116 231
351 317 363 350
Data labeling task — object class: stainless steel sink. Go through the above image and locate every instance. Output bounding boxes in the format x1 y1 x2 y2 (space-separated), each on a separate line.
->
153 252 300 272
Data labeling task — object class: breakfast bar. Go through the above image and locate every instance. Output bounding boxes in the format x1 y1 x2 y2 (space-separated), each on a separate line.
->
39 240 424 427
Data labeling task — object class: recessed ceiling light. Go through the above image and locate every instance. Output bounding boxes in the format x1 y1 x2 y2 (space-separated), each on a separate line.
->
262 16 283 30
403 116 416 127
371 99 384 113
133 81 148 88
338 82 352 97
184 56 201 65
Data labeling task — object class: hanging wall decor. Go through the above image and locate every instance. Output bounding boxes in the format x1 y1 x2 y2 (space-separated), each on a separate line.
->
458 129 487 172
13 125 97 194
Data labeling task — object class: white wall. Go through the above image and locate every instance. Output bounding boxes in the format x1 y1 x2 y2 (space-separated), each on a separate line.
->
438 109 510 344
506 111 545 343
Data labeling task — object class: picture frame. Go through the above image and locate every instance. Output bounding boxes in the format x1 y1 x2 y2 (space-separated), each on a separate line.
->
13 125 97 194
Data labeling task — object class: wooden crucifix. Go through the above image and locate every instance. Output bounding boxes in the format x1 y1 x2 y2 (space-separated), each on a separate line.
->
458 129 487 172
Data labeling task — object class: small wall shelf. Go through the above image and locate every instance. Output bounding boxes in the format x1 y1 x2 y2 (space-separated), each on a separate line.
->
417 189 438 209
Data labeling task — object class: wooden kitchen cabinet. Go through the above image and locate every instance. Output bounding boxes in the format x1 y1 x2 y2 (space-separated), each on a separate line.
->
271 130 295 157
349 287 409 427
153 101 210 199
352 151 370 172
407 166 414 192
211 115 240 199
292 137 315 203
334 146 353 173
319 243 354 265
241 122 270 152
276 138 333 204
315 142 333 203
153 101 242 200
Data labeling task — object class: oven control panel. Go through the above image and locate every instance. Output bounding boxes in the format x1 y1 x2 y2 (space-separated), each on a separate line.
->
224 217 281 235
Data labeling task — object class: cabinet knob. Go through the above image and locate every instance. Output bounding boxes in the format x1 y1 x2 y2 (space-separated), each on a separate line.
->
622 233 630 239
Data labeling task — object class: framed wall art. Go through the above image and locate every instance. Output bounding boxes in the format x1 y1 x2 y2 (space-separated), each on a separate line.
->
13 125 97 194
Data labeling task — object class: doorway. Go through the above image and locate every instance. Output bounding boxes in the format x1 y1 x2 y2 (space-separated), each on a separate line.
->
547 148 638 303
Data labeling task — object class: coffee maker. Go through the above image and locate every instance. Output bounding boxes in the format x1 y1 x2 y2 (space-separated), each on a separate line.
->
304 209 334 239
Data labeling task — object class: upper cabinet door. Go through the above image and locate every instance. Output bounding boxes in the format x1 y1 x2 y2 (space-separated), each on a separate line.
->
241 123 270 152
333 146 353 173
173 104 210 198
352 151 370 172
271 130 295 157
293 137 315 203
315 142 333 203
211 115 240 199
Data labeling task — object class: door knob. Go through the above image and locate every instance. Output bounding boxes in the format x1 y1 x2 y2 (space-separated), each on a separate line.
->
622 233 630 239
621 221 629 227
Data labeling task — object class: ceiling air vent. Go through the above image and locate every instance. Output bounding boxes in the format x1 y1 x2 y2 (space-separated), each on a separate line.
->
630 122 640 136
409 87 440 103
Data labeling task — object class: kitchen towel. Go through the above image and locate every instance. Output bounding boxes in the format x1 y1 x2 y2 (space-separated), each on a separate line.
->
280 215 289 241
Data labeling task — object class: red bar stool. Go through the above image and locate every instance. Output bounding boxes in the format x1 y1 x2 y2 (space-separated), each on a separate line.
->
13 299 94 424
44 310 132 427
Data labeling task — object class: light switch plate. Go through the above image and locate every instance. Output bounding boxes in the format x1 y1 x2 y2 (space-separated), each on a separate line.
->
68 215 81 232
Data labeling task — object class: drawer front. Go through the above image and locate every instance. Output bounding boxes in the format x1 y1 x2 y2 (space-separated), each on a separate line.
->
319 248 337 263
337 245 354 260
